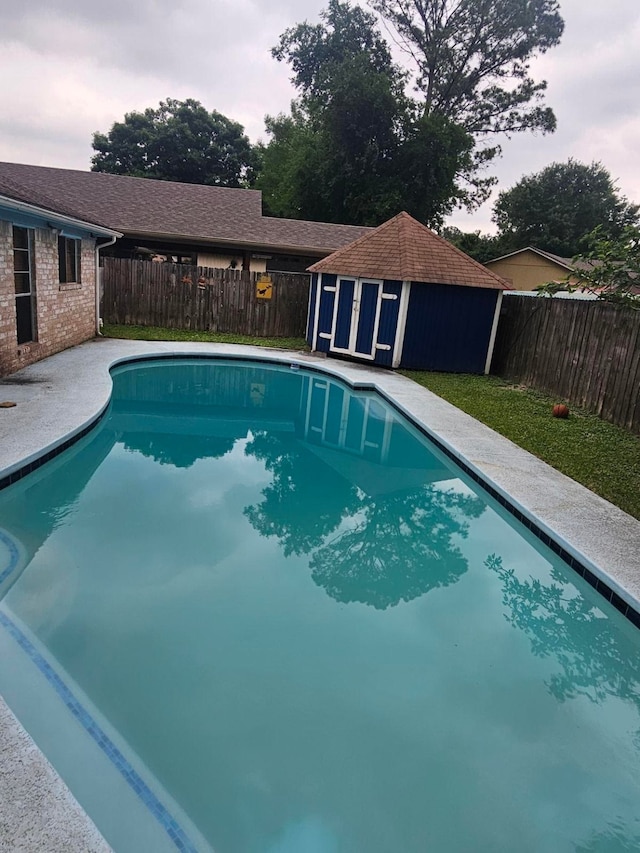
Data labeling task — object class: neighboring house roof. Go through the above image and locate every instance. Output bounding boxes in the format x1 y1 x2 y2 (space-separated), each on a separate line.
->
485 246 596 274
309 211 510 290
258 216 375 256
0 162 372 255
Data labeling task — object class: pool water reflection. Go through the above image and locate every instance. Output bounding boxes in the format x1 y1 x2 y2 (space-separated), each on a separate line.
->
1 359 640 852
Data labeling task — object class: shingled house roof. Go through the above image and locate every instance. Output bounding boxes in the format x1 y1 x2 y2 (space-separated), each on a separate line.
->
485 245 598 275
0 162 371 255
309 211 510 290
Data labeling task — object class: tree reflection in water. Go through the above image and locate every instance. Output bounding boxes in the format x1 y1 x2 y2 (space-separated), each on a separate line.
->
310 487 484 609
244 430 485 609
121 433 235 469
243 432 359 557
485 554 640 707
575 825 640 852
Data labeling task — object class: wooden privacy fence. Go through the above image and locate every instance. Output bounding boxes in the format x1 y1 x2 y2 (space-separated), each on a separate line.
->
492 294 640 433
102 257 311 338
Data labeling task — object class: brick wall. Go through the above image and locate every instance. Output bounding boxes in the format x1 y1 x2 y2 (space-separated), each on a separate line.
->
0 221 97 376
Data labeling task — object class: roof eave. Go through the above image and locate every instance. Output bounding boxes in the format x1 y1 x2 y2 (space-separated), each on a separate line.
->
307 265 510 289
0 193 122 239
121 229 338 257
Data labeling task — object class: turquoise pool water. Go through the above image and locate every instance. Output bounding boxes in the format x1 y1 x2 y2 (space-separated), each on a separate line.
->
1 358 640 852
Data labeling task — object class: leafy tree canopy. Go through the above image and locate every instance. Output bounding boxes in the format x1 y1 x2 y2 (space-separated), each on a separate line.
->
439 227 511 264
259 0 474 226
273 0 405 101
492 159 640 257
370 0 564 136
262 0 565 224
368 0 565 199
91 98 258 188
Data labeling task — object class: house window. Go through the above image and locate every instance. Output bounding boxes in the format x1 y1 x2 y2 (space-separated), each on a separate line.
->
58 236 81 283
13 226 37 344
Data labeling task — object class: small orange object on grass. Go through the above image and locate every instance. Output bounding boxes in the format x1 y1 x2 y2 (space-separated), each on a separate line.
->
552 404 569 418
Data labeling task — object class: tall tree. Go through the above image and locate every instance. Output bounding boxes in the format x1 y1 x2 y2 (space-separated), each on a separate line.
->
370 0 563 134
439 226 511 263
91 98 258 188
260 0 473 226
369 0 564 200
492 159 640 257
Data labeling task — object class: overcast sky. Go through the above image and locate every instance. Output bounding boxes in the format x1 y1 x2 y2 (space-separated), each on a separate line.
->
1 0 638 232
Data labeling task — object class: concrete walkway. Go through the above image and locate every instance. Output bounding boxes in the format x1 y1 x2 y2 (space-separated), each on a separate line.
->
1 337 639 851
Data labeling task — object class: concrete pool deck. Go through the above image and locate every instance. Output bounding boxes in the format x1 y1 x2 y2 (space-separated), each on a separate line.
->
1 336 639 851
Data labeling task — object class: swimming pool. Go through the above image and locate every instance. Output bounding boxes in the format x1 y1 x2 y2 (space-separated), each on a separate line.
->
1 356 640 851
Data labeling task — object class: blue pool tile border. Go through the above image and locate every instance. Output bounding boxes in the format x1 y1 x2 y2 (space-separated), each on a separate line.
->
0 609 200 853
0 529 20 587
0 413 108 492
1 351 639 633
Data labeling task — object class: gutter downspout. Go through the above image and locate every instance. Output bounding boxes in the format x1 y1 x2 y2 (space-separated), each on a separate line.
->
95 236 117 336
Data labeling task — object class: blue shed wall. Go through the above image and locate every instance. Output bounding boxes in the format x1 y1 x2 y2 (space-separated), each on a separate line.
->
401 283 499 373
306 274 318 345
373 280 402 367
315 273 337 354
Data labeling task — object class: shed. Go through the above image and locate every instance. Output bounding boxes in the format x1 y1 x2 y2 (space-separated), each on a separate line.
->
307 212 510 373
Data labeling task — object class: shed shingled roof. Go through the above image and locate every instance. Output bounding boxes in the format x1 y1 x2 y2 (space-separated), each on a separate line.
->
309 211 510 290
0 162 371 254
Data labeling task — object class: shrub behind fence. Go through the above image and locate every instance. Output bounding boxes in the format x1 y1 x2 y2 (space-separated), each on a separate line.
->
102 257 310 338
492 294 640 434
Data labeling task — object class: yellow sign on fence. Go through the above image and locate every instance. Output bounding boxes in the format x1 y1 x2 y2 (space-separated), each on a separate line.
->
256 274 273 299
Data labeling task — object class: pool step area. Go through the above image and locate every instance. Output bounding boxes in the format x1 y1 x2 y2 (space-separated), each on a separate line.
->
0 696 111 852
0 605 212 853
0 527 24 592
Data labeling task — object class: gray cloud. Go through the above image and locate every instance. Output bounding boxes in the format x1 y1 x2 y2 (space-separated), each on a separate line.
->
0 0 639 232
450 0 640 230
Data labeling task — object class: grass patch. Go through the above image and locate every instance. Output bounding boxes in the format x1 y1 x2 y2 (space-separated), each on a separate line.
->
401 371 640 520
102 324 307 351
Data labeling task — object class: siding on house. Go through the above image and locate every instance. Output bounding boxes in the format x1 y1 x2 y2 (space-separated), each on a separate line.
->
196 252 267 273
485 249 583 292
0 217 102 376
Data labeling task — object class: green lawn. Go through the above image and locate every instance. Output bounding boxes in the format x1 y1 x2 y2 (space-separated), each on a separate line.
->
401 371 640 520
102 324 307 351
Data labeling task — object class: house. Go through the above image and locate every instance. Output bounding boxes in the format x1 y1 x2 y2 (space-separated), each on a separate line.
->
483 247 589 292
307 212 510 373
0 189 120 377
0 163 371 275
